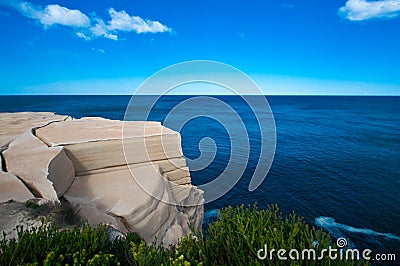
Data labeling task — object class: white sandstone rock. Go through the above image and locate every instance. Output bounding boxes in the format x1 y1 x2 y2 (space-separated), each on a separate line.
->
0 113 204 247
64 164 190 246
3 131 75 201
0 156 35 203
0 112 70 150
36 118 188 184
163 224 184 247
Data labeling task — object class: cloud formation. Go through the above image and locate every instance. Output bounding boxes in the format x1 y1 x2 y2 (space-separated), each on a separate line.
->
91 47 106 54
1 0 171 40
18 2 90 27
338 0 400 21
108 8 170 33
87 17 119 40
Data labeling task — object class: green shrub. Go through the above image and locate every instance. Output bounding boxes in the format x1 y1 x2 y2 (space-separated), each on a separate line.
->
0 224 123 265
0 204 368 265
203 204 367 265
130 235 205 266
110 230 142 264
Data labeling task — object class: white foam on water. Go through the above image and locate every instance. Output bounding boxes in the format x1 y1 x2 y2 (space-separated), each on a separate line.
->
315 216 400 241
204 209 219 223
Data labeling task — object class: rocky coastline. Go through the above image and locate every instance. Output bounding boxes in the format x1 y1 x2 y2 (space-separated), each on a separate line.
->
0 112 204 247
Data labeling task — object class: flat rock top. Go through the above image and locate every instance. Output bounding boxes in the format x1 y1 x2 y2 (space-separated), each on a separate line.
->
0 112 69 149
35 117 177 146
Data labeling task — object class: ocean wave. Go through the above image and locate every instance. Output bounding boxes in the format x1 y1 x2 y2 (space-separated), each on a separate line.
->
204 209 219 224
315 216 400 241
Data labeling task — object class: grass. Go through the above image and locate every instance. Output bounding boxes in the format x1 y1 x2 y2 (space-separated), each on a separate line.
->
0 204 368 265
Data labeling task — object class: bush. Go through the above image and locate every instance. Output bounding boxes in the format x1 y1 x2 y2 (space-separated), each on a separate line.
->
0 204 368 265
0 224 128 265
203 204 367 265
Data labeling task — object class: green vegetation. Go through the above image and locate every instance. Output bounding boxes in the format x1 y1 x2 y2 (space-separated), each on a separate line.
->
1 204 367 265
24 200 40 210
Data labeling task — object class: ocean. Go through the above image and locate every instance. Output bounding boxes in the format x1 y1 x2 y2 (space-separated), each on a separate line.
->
1 95 399 257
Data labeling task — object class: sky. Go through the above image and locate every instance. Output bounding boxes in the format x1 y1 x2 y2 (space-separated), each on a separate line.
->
0 0 400 95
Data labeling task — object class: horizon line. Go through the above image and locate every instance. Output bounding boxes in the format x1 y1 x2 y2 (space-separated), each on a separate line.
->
0 94 399 97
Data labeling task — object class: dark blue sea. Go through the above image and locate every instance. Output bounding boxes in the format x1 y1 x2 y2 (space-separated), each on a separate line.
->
1 95 399 258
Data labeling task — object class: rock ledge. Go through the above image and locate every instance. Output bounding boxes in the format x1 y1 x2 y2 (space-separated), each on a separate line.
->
0 112 204 247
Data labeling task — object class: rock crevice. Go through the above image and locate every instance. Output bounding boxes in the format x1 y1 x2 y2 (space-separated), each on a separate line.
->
1 151 8 172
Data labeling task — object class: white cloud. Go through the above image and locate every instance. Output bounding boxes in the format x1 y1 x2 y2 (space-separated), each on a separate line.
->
1 0 172 40
91 47 106 54
108 8 171 33
18 2 90 27
76 32 90 40
338 0 400 21
89 18 119 40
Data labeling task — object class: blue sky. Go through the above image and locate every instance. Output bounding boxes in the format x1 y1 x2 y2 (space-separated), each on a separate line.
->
0 0 400 95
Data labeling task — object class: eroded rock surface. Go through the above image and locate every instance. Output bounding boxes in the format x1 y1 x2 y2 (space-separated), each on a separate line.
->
3 131 75 201
0 112 204 246
35 118 191 185
0 112 70 150
0 157 35 203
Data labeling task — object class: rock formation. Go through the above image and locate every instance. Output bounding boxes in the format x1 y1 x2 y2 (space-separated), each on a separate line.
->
3 131 75 201
0 112 71 151
0 112 204 247
0 156 34 203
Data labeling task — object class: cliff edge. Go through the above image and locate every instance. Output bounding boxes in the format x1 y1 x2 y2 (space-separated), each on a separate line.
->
0 112 204 247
